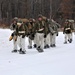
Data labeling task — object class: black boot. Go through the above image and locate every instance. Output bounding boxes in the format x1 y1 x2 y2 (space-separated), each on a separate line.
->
50 44 53 47
34 44 37 48
18 48 22 52
44 45 47 49
69 39 72 43
46 44 50 48
19 48 26 54
12 50 17 53
53 44 56 47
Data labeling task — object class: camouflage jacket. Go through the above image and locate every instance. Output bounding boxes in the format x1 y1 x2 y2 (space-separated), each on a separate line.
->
10 23 17 31
16 23 28 36
48 20 59 34
63 23 73 34
28 22 36 34
34 20 49 35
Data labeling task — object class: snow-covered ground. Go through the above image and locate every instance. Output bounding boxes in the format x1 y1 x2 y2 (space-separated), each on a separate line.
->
0 29 75 75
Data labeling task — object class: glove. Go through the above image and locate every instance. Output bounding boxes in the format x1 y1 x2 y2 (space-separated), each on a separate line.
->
22 35 25 38
13 25 16 29
44 34 46 38
11 33 14 37
31 34 34 37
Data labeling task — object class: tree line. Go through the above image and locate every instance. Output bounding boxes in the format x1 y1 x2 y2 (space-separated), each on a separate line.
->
1 0 73 27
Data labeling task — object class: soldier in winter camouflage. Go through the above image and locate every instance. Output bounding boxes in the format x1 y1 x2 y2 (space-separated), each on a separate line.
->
49 19 60 47
27 18 36 49
34 14 48 52
9 17 18 53
15 20 28 54
43 17 50 49
63 20 74 44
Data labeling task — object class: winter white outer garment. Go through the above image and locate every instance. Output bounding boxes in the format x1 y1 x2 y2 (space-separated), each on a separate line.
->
10 23 18 50
17 35 25 51
64 34 72 42
13 40 17 50
36 33 44 49
44 33 50 46
33 33 38 46
50 33 56 45
28 37 32 47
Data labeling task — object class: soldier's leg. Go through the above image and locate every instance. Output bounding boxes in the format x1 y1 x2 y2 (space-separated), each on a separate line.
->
64 34 67 44
50 34 53 47
70 33 73 41
40 33 44 50
44 33 50 48
46 33 50 48
68 34 72 43
28 37 32 49
36 33 40 49
36 33 44 52
52 33 56 47
12 40 17 52
33 33 37 48
19 36 26 54
44 38 46 48
21 37 26 51
17 36 22 49
70 33 73 42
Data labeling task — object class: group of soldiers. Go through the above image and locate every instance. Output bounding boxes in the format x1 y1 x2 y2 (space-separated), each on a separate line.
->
9 14 74 54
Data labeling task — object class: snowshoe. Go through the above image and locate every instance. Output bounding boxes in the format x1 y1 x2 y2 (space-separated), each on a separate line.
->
64 41 67 44
19 51 26 54
38 49 44 53
44 45 50 49
18 48 26 54
28 46 32 49
37 46 44 53
12 50 17 53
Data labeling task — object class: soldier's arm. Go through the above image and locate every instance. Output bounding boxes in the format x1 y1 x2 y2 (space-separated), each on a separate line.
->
34 22 38 33
63 26 66 34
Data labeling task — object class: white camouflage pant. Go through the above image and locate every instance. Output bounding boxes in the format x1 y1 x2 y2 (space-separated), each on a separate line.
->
28 33 38 47
36 33 44 49
64 33 72 42
17 35 25 51
13 40 17 50
44 33 50 46
28 37 32 47
50 33 56 45
33 33 38 46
